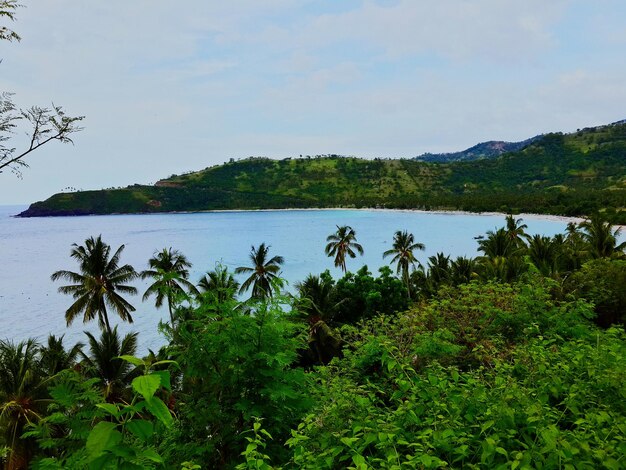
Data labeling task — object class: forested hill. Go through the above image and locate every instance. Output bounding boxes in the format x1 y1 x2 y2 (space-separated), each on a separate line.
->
414 135 541 162
19 120 626 222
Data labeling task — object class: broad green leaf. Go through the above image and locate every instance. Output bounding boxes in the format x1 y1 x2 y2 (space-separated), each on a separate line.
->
126 419 154 441
151 370 171 391
495 447 508 457
95 403 120 418
86 421 122 459
145 396 173 428
110 443 135 459
152 359 179 369
340 437 358 447
132 374 161 400
140 448 164 463
117 355 145 367
89 454 112 470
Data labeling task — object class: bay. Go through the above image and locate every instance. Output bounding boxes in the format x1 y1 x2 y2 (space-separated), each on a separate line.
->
0 205 591 353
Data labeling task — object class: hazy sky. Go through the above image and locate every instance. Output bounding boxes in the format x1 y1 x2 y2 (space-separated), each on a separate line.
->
1 0 625 204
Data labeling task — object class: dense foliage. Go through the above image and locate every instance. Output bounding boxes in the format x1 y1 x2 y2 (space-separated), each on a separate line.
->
19 121 626 223
2 215 626 469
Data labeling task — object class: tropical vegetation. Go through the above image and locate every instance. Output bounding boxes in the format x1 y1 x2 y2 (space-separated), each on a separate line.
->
2 213 626 469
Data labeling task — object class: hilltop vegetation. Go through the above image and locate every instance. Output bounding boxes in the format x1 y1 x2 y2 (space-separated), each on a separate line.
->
413 135 540 162
19 121 626 222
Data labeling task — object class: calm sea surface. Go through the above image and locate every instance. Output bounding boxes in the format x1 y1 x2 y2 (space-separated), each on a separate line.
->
0 206 595 353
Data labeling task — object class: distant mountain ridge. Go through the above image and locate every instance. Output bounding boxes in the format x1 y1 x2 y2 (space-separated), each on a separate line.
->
18 119 626 223
414 136 542 163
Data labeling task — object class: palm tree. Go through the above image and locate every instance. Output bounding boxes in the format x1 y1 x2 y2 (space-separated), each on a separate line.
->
51 235 138 334
198 264 240 303
38 334 83 377
295 273 344 365
325 225 364 272
427 252 452 284
79 327 138 402
579 214 626 259
505 214 529 246
0 339 48 469
450 256 478 285
527 234 560 277
295 272 343 324
235 243 284 299
383 230 425 298
478 228 520 259
141 247 199 324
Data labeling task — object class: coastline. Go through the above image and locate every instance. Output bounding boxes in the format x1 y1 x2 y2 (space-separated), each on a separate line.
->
12 203 596 227
136 206 589 225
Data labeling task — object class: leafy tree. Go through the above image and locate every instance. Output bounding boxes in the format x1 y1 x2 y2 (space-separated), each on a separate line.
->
333 266 408 325
79 327 139 402
51 235 139 334
325 225 364 272
0 339 48 469
383 230 425 298
566 259 626 327
235 243 284 299
164 296 311 467
141 247 198 324
197 264 239 303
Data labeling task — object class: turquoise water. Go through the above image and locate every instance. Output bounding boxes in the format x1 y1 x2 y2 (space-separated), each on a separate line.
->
0 206 586 352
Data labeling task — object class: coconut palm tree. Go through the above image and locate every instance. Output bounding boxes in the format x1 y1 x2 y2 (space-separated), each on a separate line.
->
0 339 48 469
141 247 199 324
527 234 560 277
235 243 284 299
505 214 529 246
51 235 138 334
295 273 344 365
579 214 626 259
198 264 240 303
325 225 364 272
295 272 343 324
478 228 520 259
450 256 478 285
38 334 83 377
561 224 587 271
427 252 452 285
383 230 425 298
79 327 138 402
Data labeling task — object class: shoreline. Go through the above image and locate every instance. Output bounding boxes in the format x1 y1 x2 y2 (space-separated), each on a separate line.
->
20 206 587 225
141 206 589 225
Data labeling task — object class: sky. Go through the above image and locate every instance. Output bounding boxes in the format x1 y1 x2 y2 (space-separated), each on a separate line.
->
1 0 625 204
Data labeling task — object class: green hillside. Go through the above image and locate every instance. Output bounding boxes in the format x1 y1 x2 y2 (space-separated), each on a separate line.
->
19 121 626 222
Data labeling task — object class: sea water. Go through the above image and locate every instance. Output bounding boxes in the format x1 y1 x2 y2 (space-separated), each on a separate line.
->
0 205 589 352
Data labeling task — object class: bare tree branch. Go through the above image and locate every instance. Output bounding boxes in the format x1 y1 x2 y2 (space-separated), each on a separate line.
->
0 1 85 177
0 101 84 176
